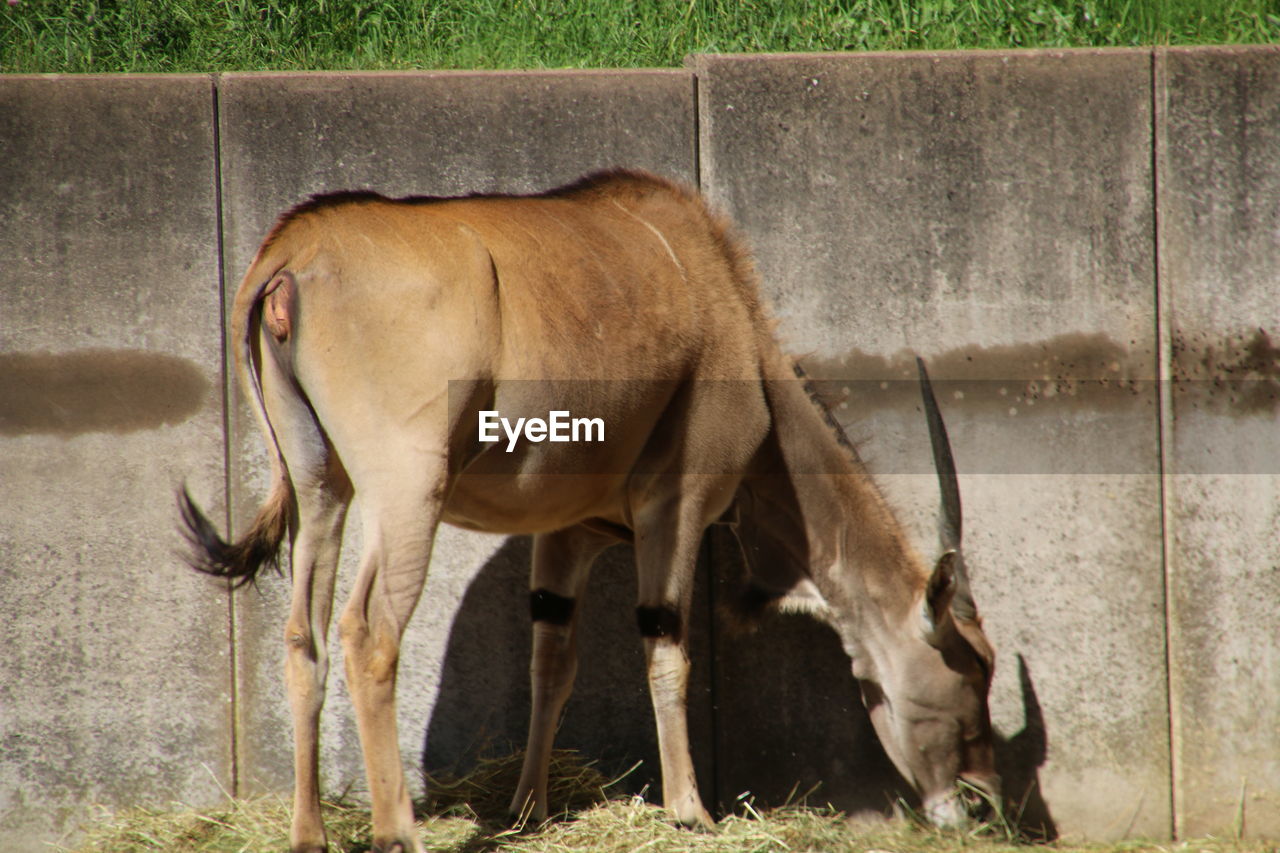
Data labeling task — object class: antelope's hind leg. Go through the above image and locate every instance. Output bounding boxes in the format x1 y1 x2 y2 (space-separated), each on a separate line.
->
510 525 616 823
259 326 353 853
337 458 447 853
283 471 350 853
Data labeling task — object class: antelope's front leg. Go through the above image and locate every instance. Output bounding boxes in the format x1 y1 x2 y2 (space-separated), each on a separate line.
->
640 612 713 829
511 526 612 822
635 499 715 830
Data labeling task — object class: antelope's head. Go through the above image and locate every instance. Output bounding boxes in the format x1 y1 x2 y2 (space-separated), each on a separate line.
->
852 359 999 827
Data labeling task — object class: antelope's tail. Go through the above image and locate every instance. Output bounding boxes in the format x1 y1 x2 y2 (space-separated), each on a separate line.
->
179 483 287 588
179 239 296 589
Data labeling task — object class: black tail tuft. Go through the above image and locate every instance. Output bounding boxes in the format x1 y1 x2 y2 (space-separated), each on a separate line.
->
178 486 284 589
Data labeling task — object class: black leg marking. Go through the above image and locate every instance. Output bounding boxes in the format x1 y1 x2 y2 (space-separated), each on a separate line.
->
636 605 682 642
530 588 575 626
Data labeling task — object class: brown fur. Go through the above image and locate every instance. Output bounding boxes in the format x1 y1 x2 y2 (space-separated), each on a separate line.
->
181 170 998 851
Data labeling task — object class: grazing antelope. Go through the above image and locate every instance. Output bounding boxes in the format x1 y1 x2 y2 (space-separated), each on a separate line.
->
181 170 998 853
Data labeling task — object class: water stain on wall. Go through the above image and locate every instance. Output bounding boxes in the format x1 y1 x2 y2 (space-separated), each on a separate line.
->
799 332 1150 417
800 330 1280 419
0 350 210 436
1172 327 1280 416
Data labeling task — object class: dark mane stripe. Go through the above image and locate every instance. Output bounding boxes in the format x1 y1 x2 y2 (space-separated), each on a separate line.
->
260 170 670 252
262 189 388 251
792 360 857 454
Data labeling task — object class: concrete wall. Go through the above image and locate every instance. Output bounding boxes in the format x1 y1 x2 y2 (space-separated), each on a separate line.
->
0 76 231 848
1159 46 1280 838
2 47 1278 849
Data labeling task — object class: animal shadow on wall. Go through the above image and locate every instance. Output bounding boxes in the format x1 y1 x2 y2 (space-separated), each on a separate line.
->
419 529 1055 837
420 536 676 807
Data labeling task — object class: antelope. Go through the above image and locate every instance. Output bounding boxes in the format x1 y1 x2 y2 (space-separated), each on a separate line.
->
180 170 999 853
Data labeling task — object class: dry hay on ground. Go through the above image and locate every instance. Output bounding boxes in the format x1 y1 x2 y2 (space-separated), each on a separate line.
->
60 751 1279 853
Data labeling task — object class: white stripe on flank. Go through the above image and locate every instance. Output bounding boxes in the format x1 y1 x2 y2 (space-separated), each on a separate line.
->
611 200 686 280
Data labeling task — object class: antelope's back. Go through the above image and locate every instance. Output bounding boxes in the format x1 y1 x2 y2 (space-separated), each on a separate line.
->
257 171 775 531
450 171 769 383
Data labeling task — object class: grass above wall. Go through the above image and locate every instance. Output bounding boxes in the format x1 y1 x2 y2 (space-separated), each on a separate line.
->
3 0 1280 73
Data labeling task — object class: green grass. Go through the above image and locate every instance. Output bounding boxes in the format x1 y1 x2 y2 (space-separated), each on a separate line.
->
3 0 1279 74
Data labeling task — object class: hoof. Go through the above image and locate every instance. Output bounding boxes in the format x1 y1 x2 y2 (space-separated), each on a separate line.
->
672 804 716 832
507 808 548 831
507 794 546 831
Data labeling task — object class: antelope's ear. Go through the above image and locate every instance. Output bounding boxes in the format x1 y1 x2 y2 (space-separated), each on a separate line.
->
921 550 959 641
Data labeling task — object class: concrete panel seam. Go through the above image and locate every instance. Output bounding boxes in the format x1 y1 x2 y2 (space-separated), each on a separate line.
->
691 55 712 196
689 62 702 193
210 71 242 800
1151 45 1182 842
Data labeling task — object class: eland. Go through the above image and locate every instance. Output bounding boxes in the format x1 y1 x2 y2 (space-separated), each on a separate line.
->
181 170 998 853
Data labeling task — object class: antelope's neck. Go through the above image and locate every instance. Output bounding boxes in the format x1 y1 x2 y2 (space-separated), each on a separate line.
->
760 367 928 630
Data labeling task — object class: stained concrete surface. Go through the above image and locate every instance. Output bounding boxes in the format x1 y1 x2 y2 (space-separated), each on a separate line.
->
0 76 229 851
694 50 1169 839
1159 45 1280 839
